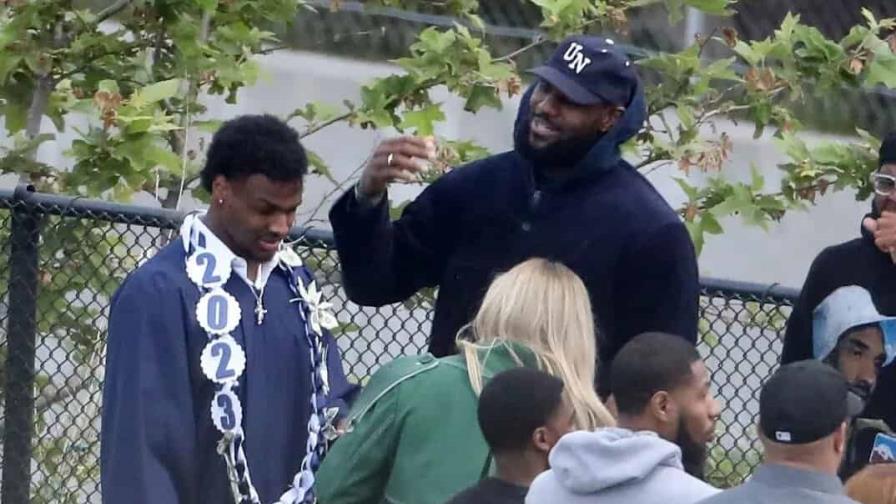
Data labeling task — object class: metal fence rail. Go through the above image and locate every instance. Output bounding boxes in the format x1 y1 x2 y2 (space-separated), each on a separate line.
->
0 186 798 502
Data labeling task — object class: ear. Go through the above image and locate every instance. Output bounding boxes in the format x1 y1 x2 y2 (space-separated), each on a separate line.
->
531 426 555 454
832 422 848 456
648 391 673 423
606 394 619 418
210 175 231 203
597 106 624 132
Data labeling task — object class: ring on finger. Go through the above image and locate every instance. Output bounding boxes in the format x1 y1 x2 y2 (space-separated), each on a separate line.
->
386 153 394 166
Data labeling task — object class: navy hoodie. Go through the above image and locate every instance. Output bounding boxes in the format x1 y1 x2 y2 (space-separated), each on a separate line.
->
330 82 699 392
100 241 358 503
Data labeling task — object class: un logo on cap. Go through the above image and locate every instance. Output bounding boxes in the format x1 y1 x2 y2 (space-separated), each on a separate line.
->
562 42 592 74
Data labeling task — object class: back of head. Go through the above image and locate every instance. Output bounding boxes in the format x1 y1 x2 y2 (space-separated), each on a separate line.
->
611 332 700 417
460 258 614 429
200 114 308 192
846 464 896 504
758 360 864 474
478 367 565 454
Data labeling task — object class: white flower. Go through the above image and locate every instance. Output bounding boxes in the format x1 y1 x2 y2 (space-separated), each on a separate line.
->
298 279 338 334
278 246 303 268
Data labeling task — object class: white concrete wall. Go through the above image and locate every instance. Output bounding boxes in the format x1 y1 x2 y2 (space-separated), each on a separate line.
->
7 49 876 289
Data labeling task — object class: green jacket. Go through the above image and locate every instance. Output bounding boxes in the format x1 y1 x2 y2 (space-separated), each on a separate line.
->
315 343 537 504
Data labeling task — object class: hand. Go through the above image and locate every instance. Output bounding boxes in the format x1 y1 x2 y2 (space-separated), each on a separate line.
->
864 212 896 259
357 136 437 200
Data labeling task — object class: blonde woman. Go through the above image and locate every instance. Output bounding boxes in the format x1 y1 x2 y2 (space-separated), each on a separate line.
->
315 258 614 504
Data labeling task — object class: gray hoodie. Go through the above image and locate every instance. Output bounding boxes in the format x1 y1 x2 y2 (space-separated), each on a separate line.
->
526 428 720 504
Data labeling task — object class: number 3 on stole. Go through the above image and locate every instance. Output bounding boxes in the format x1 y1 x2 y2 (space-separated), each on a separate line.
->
217 393 237 430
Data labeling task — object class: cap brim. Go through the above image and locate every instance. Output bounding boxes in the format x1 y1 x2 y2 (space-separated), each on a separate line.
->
527 66 606 106
846 389 866 418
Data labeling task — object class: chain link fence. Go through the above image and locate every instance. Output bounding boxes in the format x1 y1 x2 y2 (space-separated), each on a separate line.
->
0 186 797 502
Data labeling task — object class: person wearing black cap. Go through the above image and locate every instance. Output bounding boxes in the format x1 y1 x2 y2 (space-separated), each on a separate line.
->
329 35 699 395
783 133 896 446
697 360 863 504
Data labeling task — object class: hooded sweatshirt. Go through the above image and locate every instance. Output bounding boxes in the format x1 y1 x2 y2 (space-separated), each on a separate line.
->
330 83 699 393
526 429 719 504
782 213 896 432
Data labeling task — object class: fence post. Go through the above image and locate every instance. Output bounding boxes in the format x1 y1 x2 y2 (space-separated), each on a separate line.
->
2 183 40 504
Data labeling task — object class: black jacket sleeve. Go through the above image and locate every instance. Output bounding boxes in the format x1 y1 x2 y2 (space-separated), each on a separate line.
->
328 182 457 307
782 248 833 364
613 221 700 346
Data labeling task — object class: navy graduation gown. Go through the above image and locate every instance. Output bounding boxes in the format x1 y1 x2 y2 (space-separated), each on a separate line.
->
100 241 357 503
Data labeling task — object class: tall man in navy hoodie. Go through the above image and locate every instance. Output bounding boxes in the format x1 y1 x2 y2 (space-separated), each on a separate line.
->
330 35 699 394
101 115 357 504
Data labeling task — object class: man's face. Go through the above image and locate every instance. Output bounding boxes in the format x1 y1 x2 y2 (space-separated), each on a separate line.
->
832 325 885 401
213 173 303 262
668 361 721 478
873 163 896 214
527 80 621 151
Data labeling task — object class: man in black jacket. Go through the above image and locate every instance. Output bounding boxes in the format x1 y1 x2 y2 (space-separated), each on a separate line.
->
783 133 896 459
330 35 699 394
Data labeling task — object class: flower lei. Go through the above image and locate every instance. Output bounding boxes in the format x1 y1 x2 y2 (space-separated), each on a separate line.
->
181 215 339 503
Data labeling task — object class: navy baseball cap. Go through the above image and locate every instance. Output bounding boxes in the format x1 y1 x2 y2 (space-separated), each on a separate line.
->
759 360 865 445
528 35 639 107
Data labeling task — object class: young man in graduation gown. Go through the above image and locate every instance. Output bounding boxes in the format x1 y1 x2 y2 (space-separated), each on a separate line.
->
100 115 357 504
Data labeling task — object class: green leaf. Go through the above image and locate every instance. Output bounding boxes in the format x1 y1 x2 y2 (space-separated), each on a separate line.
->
861 7 879 30
122 116 154 135
1 102 28 133
146 145 182 174
399 103 445 135
306 149 336 184
415 27 456 55
675 177 700 200
702 57 738 82
733 41 761 66
464 84 501 112
750 165 765 192
676 104 696 130
866 52 896 88
701 212 724 235
665 0 684 24
683 0 732 16
194 120 223 134
776 12 800 43
130 79 181 109
97 80 119 94
197 0 219 12
685 219 705 255
775 132 811 162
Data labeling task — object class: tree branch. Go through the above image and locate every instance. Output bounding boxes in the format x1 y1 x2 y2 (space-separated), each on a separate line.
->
96 0 133 24
300 158 367 225
299 111 354 139
635 154 668 170
257 45 291 56
493 35 546 63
